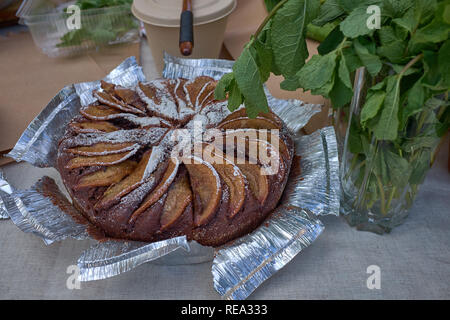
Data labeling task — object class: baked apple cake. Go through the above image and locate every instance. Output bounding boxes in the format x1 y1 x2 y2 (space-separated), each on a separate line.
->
57 76 294 246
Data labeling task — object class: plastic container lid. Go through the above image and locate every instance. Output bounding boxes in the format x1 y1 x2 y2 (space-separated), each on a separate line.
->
132 0 236 27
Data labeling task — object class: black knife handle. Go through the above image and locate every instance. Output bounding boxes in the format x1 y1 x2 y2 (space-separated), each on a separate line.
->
179 10 194 46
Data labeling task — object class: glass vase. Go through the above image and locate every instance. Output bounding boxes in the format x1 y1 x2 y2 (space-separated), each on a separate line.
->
335 68 444 234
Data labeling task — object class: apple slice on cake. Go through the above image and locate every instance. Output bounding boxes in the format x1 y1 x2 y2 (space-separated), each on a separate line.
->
200 143 247 219
74 160 137 190
69 121 119 133
160 172 193 231
183 156 222 227
128 157 180 224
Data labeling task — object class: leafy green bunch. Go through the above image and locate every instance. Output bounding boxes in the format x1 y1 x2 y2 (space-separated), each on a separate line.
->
58 0 137 48
215 0 449 217
72 0 133 10
215 0 449 120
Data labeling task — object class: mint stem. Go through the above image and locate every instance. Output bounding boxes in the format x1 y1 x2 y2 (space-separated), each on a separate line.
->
374 173 387 215
254 0 289 40
399 54 424 76
386 186 396 212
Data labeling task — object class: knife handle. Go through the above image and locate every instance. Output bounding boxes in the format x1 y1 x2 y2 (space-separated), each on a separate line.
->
179 0 193 56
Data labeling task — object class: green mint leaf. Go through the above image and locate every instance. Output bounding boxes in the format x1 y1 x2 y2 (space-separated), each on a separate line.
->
361 91 386 124
353 38 382 76
318 25 345 55
382 0 412 18
411 1 450 44
395 24 409 41
338 0 380 13
214 72 234 100
402 136 440 153
413 0 438 24
338 53 352 89
310 73 335 98
436 107 450 137
58 29 88 47
296 51 337 91
422 50 446 91
409 150 431 185
378 26 398 45
258 20 282 77
228 79 244 111
422 102 444 126
329 74 353 108
445 4 450 24
391 64 419 76
340 7 372 38
348 117 363 154
328 54 353 108
424 96 450 112
392 0 436 32
91 28 116 44
312 0 345 26
252 39 272 83
385 150 411 188
342 47 363 72
393 8 416 33
373 75 402 140
402 79 425 123
280 77 300 91
370 78 387 91
232 47 269 118
306 21 338 42
377 41 407 64
264 0 282 12
373 147 389 184
360 134 372 158
271 0 320 82
438 39 450 87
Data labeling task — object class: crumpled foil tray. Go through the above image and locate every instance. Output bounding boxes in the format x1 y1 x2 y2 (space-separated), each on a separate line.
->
0 54 340 299
0 171 12 220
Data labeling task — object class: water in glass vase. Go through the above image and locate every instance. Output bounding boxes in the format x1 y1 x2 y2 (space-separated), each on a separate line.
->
336 68 445 234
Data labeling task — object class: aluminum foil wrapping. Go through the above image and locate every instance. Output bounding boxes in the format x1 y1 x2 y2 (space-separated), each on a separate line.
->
77 237 189 281
282 126 340 216
212 207 324 300
2 54 340 299
0 170 12 219
0 177 89 245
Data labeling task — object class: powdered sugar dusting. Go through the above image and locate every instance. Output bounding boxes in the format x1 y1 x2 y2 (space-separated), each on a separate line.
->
143 145 167 180
158 157 180 190
119 176 157 207
136 80 180 120
195 81 213 111
65 143 140 156
93 91 144 115
232 164 242 177
135 79 221 123
81 145 139 166
65 128 168 148
200 101 231 127
182 79 195 109
121 115 172 128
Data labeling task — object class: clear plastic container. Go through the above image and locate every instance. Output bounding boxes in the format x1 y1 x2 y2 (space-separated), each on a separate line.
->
17 0 139 57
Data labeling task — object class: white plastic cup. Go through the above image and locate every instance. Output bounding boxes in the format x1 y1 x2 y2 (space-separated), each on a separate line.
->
132 0 236 74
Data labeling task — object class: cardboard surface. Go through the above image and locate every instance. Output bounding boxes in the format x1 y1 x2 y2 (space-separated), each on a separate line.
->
223 0 331 133
0 31 139 164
